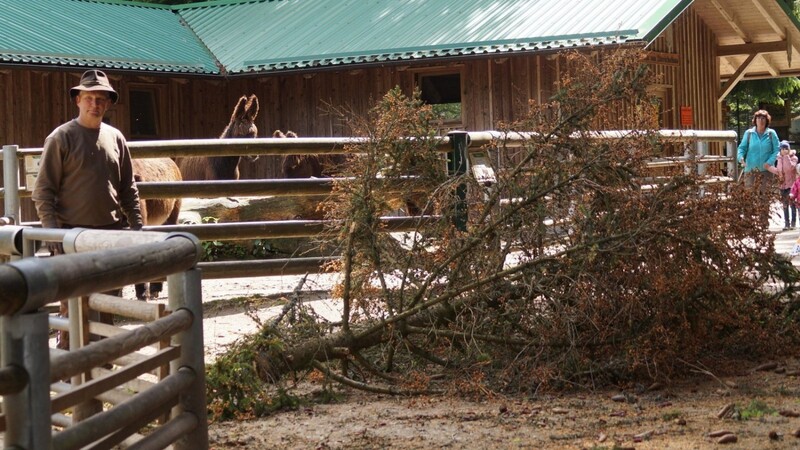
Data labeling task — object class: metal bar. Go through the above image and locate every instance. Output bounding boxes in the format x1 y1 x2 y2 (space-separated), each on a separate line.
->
146 215 440 240
3 145 20 225
2 312 52 449
448 131 469 231
198 256 338 279
50 310 192 383
135 176 424 199
168 269 209 450
465 129 739 147
2 236 200 314
0 364 28 395
10 130 738 160
126 412 198 450
51 368 194 450
16 136 453 159
51 346 180 414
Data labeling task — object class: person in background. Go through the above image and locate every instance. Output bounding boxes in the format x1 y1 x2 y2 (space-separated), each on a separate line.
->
32 69 143 349
737 110 780 194
764 140 798 230
790 164 800 225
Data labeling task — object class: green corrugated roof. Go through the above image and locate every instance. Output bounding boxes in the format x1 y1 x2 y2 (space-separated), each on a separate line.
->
0 0 220 73
176 0 692 74
0 0 691 75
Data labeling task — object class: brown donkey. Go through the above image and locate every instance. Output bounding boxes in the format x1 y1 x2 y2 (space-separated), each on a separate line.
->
277 130 323 178
131 157 182 299
178 94 259 180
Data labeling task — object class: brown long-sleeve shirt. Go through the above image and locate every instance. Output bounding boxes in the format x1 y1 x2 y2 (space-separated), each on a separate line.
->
32 119 142 229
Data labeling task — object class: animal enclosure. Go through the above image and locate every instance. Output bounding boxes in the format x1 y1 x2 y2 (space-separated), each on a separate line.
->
2 128 739 279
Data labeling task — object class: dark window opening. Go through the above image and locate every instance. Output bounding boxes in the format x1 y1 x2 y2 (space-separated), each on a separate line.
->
419 73 462 124
130 89 159 139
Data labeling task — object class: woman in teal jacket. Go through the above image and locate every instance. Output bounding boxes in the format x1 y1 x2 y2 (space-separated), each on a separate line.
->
737 109 780 193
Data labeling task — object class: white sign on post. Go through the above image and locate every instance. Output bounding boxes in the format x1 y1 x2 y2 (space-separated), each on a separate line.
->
24 155 41 190
467 150 496 187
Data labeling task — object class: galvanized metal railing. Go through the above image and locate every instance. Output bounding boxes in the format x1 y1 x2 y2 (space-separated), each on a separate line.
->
0 228 207 449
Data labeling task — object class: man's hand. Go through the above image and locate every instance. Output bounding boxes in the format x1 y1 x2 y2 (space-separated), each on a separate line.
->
46 241 64 256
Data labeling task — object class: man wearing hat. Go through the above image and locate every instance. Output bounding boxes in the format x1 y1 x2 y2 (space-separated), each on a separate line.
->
32 69 143 348
33 69 142 236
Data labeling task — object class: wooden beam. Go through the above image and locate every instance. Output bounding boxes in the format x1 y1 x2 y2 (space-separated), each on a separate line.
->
758 53 779 76
751 0 784 37
710 0 749 42
717 40 786 56
720 57 736 74
718 53 757 101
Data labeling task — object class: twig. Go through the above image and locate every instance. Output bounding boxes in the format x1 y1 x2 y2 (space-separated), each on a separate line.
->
403 337 450 367
351 351 403 383
678 358 730 391
404 325 529 347
311 360 443 396
269 273 309 328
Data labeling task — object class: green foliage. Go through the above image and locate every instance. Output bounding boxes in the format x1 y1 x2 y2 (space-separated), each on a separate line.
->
430 103 462 122
205 330 300 421
737 399 777 421
199 216 276 261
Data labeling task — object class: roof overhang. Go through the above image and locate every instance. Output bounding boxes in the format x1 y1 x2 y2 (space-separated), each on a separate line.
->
691 0 800 101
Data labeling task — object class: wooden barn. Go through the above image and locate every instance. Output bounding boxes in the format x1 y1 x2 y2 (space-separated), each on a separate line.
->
2 0 800 219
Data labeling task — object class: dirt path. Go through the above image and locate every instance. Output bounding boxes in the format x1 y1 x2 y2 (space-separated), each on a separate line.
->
207 364 800 449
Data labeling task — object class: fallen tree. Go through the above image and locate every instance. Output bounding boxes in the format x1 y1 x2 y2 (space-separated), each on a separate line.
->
206 48 800 419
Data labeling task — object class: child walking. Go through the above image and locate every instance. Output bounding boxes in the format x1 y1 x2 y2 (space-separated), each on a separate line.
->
765 140 798 230
791 164 800 226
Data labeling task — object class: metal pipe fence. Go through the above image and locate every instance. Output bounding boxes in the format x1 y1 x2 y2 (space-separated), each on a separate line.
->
0 229 207 449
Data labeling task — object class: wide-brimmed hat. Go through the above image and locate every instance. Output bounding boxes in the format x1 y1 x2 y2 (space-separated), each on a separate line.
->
69 70 118 104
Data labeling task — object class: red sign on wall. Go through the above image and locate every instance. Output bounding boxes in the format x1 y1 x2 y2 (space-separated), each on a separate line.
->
680 106 693 127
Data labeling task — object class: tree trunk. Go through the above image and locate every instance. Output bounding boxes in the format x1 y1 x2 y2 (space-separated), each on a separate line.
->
179 195 328 224
254 299 459 382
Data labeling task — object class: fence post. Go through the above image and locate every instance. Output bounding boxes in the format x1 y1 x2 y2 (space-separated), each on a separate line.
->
2 311 52 449
696 140 708 176
168 267 209 449
727 140 738 181
447 132 469 231
2 145 20 225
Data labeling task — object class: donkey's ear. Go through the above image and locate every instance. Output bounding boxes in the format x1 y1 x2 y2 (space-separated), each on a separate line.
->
232 96 248 120
245 94 259 120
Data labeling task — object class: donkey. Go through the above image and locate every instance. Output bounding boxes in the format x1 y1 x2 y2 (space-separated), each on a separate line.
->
277 129 425 215
277 130 324 178
178 94 260 180
131 157 183 300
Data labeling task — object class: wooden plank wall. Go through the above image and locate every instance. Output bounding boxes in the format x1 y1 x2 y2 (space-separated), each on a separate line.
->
672 6 722 149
